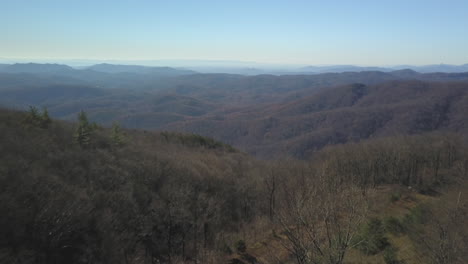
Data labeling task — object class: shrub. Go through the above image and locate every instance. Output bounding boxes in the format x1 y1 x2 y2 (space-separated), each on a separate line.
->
390 192 402 202
402 205 427 232
383 246 401 264
354 218 388 255
221 243 233 254
235 240 247 253
384 216 405 235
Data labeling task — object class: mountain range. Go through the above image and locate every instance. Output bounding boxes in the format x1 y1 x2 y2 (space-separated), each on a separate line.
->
1 63 468 158
2 61 468 75
2 62 468 263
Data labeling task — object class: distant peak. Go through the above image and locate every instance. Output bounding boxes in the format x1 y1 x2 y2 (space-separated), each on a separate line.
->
390 69 420 76
3 63 74 73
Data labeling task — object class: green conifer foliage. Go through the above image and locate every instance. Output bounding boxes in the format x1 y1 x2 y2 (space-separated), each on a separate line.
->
110 122 125 147
24 106 52 128
40 107 52 128
74 111 92 147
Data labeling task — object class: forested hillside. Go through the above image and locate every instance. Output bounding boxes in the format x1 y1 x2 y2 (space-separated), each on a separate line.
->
167 80 468 158
1 65 468 158
1 108 467 264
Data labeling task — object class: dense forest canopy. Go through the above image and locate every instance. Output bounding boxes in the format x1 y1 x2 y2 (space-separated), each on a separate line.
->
1 107 467 263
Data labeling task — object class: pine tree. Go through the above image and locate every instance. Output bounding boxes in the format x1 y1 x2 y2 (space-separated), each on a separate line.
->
40 107 52 128
25 106 41 127
24 106 52 128
77 111 89 127
75 111 92 147
28 106 39 120
110 122 125 147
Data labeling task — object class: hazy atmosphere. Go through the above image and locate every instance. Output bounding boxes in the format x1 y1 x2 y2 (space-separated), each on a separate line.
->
2 0 468 65
2 1 468 264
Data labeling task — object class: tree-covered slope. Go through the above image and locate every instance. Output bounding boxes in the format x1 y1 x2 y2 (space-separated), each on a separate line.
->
1 108 467 264
0 108 262 264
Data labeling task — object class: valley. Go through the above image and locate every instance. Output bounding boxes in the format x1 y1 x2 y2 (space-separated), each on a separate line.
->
2 64 468 158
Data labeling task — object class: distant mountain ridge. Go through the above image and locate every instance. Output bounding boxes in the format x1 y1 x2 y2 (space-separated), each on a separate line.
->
86 63 196 75
0 63 197 77
1 62 468 75
298 64 468 74
0 63 199 90
1 63 75 73
299 65 393 73
405 64 468 73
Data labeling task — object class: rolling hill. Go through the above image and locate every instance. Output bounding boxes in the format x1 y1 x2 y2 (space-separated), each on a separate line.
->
1 64 468 158
164 80 468 158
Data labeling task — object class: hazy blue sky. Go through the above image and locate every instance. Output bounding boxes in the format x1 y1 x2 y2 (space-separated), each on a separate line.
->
1 0 467 65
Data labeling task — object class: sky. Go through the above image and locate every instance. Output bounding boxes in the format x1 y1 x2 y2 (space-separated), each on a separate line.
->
1 0 468 66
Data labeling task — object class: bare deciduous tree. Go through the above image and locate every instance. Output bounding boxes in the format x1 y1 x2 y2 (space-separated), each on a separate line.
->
408 190 468 264
274 167 369 264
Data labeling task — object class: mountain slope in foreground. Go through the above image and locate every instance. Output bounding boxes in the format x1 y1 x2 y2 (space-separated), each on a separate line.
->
1 109 467 264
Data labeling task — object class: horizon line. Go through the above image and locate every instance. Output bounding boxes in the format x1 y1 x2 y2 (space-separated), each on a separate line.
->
1 58 467 68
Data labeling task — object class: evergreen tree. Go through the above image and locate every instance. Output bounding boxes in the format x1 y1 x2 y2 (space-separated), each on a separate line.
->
25 106 41 127
24 106 51 128
28 106 40 120
89 121 99 131
75 111 92 147
77 110 89 127
110 121 125 147
40 107 52 128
